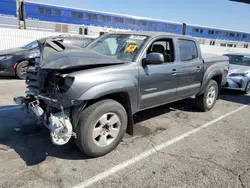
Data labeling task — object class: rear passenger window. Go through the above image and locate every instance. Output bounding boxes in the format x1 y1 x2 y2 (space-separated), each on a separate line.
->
178 40 198 61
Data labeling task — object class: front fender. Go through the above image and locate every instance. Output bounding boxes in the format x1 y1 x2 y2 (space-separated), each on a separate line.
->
79 80 138 114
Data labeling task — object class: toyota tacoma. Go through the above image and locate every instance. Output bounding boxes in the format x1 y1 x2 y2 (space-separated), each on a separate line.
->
14 31 229 157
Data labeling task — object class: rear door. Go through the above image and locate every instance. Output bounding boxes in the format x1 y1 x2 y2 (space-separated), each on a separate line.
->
176 39 203 98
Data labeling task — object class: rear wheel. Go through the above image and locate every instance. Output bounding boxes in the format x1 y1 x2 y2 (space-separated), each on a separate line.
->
16 61 29 80
195 80 218 112
75 99 128 157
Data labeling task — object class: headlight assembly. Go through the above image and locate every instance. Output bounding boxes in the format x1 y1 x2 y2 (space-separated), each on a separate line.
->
229 73 247 77
0 55 12 61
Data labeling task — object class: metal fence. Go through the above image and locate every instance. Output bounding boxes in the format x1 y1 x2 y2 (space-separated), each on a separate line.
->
0 28 95 51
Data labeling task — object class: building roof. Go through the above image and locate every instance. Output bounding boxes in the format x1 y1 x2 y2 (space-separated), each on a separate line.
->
230 0 250 4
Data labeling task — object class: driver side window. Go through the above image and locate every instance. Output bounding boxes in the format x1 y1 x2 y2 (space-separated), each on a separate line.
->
144 38 175 63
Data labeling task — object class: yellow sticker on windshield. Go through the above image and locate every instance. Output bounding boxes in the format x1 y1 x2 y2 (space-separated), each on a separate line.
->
126 45 137 53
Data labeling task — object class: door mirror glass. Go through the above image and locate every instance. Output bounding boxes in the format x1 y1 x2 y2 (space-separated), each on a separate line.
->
145 52 164 65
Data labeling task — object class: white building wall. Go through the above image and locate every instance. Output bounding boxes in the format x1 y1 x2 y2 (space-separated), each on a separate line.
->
0 28 67 50
0 28 95 51
1 27 250 55
200 44 250 56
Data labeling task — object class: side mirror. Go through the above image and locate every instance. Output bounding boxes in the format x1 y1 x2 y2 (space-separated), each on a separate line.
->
145 52 164 65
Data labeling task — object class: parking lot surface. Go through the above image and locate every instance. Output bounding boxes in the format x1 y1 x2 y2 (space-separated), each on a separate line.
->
0 78 250 188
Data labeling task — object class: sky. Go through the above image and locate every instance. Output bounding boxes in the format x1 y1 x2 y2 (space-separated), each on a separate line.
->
35 0 250 32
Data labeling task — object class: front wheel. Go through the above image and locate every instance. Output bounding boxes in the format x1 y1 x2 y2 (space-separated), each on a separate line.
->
195 80 219 112
243 81 250 95
16 61 29 80
75 99 128 157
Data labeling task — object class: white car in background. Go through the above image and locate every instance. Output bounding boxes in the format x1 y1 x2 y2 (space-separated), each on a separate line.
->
223 53 250 94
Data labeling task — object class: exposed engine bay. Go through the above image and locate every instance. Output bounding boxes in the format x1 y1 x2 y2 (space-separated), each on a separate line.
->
13 69 76 146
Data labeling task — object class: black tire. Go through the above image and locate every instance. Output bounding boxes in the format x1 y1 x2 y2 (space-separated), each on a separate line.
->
75 99 128 157
243 81 250 95
16 61 29 80
195 80 219 112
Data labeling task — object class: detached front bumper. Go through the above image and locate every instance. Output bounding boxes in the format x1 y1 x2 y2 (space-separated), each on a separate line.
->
13 94 79 146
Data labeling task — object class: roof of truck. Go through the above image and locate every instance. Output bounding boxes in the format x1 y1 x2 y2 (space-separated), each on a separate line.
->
108 31 195 40
223 52 250 56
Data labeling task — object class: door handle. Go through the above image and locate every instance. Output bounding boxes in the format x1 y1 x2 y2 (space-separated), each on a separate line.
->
171 69 178 75
196 66 201 72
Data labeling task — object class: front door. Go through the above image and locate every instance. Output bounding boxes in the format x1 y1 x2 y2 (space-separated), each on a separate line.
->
138 38 179 110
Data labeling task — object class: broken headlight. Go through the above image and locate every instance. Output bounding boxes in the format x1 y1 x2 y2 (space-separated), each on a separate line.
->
229 73 247 77
55 76 75 93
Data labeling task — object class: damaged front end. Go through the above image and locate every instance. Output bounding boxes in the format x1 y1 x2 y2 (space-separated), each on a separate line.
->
13 37 124 146
14 67 82 146
13 39 86 146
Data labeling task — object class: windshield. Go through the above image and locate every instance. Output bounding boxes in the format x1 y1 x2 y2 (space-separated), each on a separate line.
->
227 55 250 66
23 40 38 49
86 34 148 61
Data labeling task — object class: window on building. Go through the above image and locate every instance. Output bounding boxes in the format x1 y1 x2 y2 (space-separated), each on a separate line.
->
84 28 88 35
71 12 83 19
79 28 83 35
86 13 98 21
54 9 61 16
208 30 215 34
178 39 198 61
168 24 177 30
220 43 226 47
38 7 52 15
113 17 124 24
148 22 157 28
99 15 111 22
125 19 136 25
210 41 215 46
222 32 228 36
193 28 199 33
244 44 249 48
215 31 222 35
138 20 147 27
229 33 235 37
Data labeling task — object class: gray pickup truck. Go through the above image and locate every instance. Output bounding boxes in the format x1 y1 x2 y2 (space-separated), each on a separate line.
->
14 31 229 157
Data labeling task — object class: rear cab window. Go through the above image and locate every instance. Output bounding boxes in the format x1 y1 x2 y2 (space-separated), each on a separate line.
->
178 39 198 61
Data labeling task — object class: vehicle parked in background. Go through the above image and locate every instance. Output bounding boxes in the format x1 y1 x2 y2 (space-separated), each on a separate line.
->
0 35 94 79
223 53 250 94
14 31 229 157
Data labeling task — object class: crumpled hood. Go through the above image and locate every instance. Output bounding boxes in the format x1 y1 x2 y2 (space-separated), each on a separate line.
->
39 40 124 70
0 47 26 56
229 64 250 75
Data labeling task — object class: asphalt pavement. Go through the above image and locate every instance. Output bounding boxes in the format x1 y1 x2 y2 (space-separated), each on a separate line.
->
0 78 249 188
